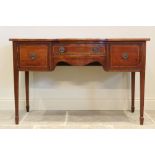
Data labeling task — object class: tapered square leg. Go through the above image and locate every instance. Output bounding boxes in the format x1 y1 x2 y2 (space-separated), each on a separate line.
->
15 116 19 124
25 71 29 112
131 72 135 113
140 71 145 125
140 117 144 125
13 42 20 124
14 70 19 124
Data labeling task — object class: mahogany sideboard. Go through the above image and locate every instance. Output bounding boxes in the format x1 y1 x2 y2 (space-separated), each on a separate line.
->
9 38 150 125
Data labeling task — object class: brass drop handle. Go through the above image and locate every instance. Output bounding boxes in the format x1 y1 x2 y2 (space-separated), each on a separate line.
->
59 46 65 54
92 47 100 53
122 52 129 60
29 53 37 60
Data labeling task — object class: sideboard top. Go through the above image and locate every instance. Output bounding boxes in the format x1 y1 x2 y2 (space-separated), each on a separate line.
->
9 38 150 42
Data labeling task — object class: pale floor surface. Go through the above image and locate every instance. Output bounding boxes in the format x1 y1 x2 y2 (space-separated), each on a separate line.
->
0 110 155 129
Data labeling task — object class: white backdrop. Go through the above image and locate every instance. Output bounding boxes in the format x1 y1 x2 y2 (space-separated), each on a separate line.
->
0 26 155 110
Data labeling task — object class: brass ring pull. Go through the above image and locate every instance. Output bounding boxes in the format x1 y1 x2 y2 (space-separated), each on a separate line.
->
29 53 37 60
122 52 129 60
92 47 100 53
59 46 65 54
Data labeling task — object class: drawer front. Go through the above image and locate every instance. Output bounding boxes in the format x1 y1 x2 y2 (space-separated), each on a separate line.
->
109 44 141 68
19 44 49 70
53 44 105 56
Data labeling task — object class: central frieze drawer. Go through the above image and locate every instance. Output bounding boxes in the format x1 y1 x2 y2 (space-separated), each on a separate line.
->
53 44 106 55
